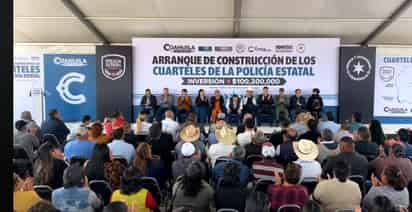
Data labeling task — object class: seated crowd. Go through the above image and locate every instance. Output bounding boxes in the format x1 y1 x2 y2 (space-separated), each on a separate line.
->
13 107 412 212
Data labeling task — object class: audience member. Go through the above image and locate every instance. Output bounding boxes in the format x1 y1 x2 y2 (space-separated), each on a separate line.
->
369 144 412 183
298 119 321 143
354 126 378 160
317 112 339 136
293 139 322 180
210 89 225 123
88 122 111 144
120 121 138 148
215 163 246 212
208 125 236 167
369 119 385 146
52 164 102 212
237 118 256 146
104 159 126 191
107 128 136 165
195 89 210 124
208 112 227 141
84 143 113 181
212 145 250 186
398 128 412 158
162 110 179 141
28 200 59 212
369 195 399 212
306 88 323 119
252 142 283 181
133 143 167 188
147 122 175 172
135 112 152 135
33 142 67 189
14 120 40 161
349 112 363 133
289 88 306 121
312 159 361 212
275 87 289 124
323 137 368 179
236 112 254 135
103 201 128 212
175 124 207 159
103 116 114 135
13 173 41 212
275 128 299 167
41 109 70 144
316 129 339 164
291 111 312 136
334 120 353 143
177 88 193 123
363 165 409 210
270 123 296 148
244 191 270 212
172 142 203 180
267 163 309 211
172 161 214 212
112 112 125 129
64 126 95 160
111 167 158 211
244 130 266 158
21 110 42 140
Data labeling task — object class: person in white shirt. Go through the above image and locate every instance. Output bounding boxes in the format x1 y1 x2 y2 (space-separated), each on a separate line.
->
293 139 322 180
236 118 255 147
108 128 136 165
162 110 179 141
208 125 236 167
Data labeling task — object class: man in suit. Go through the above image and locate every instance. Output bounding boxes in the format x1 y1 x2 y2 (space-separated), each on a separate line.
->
140 88 157 122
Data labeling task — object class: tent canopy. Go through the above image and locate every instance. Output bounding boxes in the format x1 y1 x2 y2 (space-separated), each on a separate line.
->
14 0 412 45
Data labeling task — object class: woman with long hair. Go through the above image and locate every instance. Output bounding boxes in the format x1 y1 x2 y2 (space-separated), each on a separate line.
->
135 112 152 135
172 161 214 212
195 89 210 125
133 142 167 188
84 143 113 181
369 119 385 146
363 165 410 210
33 142 67 189
111 167 158 212
210 89 225 123
88 122 111 144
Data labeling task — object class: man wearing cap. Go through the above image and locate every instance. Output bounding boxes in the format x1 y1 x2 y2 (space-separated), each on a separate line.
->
244 130 266 159
369 144 412 183
52 164 102 212
212 145 250 186
242 87 257 119
293 139 322 180
208 126 237 167
172 142 204 180
14 120 40 161
323 137 368 179
64 126 96 160
251 142 283 181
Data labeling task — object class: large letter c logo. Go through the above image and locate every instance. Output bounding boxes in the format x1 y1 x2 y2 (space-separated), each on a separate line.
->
56 72 86 104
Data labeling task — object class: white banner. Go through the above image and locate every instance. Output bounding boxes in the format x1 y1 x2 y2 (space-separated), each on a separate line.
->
374 55 412 117
132 38 339 106
13 54 44 124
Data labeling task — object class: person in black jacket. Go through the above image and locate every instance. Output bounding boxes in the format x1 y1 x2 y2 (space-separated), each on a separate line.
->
215 162 246 212
289 88 306 121
256 87 275 125
195 89 210 125
41 109 70 145
140 88 157 122
306 88 323 120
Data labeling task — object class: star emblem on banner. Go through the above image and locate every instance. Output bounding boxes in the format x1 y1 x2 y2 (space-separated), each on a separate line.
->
345 55 372 81
352 61 365 76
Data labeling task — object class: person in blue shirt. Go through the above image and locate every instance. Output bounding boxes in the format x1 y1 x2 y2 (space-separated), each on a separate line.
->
318 112 340 136
212 145 250 187
398 128 412 158
64 126 95 161
349 112 363 133
108 127 136 165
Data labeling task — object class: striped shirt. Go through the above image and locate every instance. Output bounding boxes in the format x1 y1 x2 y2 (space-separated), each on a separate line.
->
252 159 283 181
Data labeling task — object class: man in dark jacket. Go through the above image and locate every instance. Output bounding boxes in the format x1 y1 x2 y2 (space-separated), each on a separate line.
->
257 86 275 125
354 126 378 161
41 109 70 145
289 88 306 121
306 88 324 119
140 88 157 122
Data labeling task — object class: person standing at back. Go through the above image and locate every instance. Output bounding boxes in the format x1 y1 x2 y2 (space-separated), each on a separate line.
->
21 111 42 140
41 109 70 145
14 120 40 161
289 88 306 121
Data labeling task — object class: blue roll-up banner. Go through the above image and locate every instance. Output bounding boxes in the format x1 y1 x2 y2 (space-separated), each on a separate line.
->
44 54 96 122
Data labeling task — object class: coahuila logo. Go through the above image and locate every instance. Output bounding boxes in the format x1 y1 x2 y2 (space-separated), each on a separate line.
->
56 72 86 104
54 56 88 67
163 43 195 53
384 106 408 114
